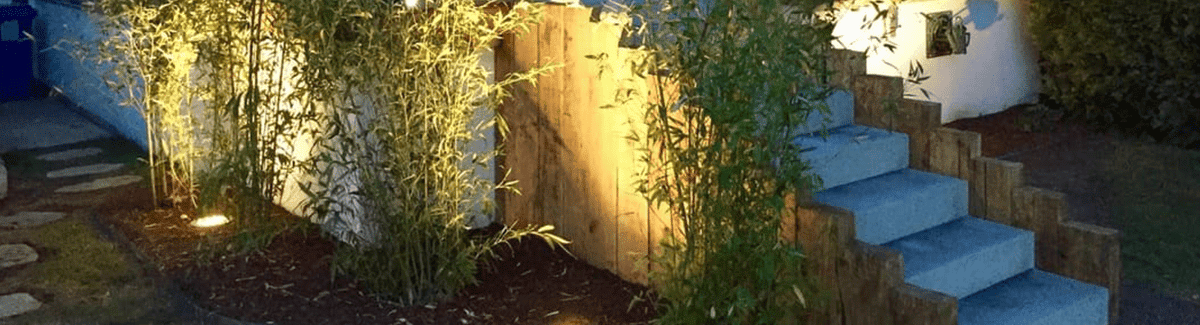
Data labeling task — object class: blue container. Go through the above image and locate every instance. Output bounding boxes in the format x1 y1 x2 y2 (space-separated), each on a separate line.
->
0 4 36 101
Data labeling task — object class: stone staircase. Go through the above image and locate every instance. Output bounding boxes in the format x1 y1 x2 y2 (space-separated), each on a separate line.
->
787 54 1111 324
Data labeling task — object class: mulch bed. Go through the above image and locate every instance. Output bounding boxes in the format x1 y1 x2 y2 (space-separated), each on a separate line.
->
94 185 657 325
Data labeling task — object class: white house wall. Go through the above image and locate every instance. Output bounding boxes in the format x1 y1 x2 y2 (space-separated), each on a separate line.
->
832 0 1039 123
31 0 150 149
29 1 498 234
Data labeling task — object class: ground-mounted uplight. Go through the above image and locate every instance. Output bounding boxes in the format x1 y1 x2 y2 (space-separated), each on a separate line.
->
191 214 231 228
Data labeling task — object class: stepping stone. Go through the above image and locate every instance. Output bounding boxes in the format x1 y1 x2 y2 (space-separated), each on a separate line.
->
1 157 6 200
55 175 143 193
0 293 42 318
0 212 66 229
35 147 103 161
0 244 37 269
45 163 125 178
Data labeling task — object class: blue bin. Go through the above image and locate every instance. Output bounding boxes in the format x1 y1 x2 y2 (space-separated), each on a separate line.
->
0 4 36 101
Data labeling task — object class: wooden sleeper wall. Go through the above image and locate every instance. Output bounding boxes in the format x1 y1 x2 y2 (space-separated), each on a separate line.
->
791 49 1121 324
928 130 1122 323
858 67 1122 323
495 4 656 285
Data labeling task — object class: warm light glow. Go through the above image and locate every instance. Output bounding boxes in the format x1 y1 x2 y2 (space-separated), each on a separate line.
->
192 214 230 228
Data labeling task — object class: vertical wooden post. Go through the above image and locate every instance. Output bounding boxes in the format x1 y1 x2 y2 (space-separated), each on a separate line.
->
1012 186 1067 271
898 99 941 171
496 6 544 229
1061 221 1122 323
540 5 569 247
852 75 904 130
828 49 866 89
975 157 1023 225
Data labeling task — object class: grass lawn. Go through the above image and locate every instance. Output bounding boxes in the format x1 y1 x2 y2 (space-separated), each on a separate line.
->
1102 139 1200 298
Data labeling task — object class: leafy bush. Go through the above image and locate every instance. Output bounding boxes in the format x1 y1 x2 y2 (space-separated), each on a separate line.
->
84 0 564 306
84 0 318 246
1030 0 1200 147
284 0 561 305
627 0 835 322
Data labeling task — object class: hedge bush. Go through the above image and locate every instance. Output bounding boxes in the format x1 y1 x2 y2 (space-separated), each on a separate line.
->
1029 0 1200 147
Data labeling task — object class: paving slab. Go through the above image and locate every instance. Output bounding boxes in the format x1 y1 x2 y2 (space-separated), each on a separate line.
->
1 157 6 200
46 163 125 178
55 175 143 193
36 147 103 161
885 216 1035 298
959 269 1108 325
0 212 67 229
0 293 42 318
794 124 910 190
0 98 111 153
0 244 37 269
814 168 967 245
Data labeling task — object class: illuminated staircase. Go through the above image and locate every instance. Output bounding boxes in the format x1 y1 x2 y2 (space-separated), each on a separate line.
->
793 82 1109 325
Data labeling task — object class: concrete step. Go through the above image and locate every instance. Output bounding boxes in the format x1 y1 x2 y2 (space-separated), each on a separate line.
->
793 89 855 135
813 168 966 245
794 124 908 190
885 217 1035 298
959 269 1109 325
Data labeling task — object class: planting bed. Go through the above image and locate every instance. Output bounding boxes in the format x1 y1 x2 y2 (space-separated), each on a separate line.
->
93 183 658 324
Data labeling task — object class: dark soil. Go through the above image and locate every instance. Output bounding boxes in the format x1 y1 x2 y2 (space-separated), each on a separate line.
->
945 104 1200 324
1 136 657 324
96 195 658 325
944 105 1117 228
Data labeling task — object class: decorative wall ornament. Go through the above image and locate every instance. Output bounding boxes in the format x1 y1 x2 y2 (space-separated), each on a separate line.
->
925 10 969 58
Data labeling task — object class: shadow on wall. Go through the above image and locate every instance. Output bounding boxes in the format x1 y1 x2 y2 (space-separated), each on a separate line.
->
966 0 1002 30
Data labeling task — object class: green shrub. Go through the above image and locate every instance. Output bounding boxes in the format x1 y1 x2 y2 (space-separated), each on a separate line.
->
287 0 560 306
627 0 835 323
83 0 318 248
1029 0 1200 147
84 0 562 306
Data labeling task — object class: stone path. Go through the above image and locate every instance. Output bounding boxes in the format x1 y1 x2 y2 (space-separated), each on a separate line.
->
0 293 42 318
0 244 37 268
0 243 41 317
0 99 111 153
1 157 6 201
35 147 102 161
55 175 144 194
0 212 66 229
46 163 126 178
0 143 146 320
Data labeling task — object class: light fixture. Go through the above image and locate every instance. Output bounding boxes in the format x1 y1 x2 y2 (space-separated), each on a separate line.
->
191 214 231 228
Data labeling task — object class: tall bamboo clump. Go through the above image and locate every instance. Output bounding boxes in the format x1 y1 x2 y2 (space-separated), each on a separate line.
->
85 0 205 207
85 0 313 231
628 0 838 322
282 0 553 305
85 0 560 307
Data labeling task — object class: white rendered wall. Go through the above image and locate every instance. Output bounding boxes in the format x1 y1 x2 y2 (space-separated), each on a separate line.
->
31 0 150 149
32 0 499 234
832 0 1039 123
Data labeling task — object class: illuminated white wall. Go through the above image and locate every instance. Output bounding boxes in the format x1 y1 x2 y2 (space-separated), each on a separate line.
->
832 0 1040 123
31 1 499 236
32 0 150 149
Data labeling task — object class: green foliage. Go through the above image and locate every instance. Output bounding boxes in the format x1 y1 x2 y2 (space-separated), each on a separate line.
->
81 0 203 207
82 0 561 307
285 0 558 306
81 0 313 229
1030 0 1200 147
627 0 835 322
